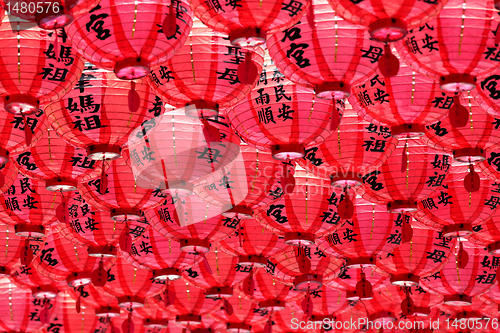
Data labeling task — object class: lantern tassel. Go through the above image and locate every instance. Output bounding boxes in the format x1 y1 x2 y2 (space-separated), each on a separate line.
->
457 241 469 269
20 238 33 266
378 43 399 78
56 190 69 224
22 114 33 147
128 81 140 113
280 160 296 195
464 161 480 193
330 99 340 131
449 93 468 128
495 22 500 46
162 1 177 38
237 51 258 85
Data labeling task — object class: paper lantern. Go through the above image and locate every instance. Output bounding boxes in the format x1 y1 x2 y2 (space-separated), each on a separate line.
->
211 296 267 333
0 175 58 237
0 280 59 332
53 190 126 257
66 283 121 318
78 157 163 221
121 226 200 281
268 0 381 100
358 138 451 213
0 108 46 167
236 268 304 311
43 291 111 333
194 143 285 219
467 214 500 255
381 285 443 317
254 168 347 246
218 218 287 267
132 298 170 331
423 98 500 163
66 0 193 80
298 107 397 189
420 246 496 306
150 279 222 326
414 166 499 238
45 63 164 161
319 199 403 269
227 59 335 160
395 0 500 113
0 0 100 29
0 21 84 114
350 64 450 139
268 246 344 292
10 262 62 299
147 195 237 254
12 129 103 192
328 0 447 43
0 224 44 276
294 285 348 322
190 0 308 47
327 266 388 301
377 227 456 287
147 20 264 117
124 109 240 195
182 247 249 298
32 232 115 287
101 256 165 308
361 294 401 327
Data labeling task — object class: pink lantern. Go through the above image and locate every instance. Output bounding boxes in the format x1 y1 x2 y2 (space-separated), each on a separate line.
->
226 60 335 160
66 0 194 80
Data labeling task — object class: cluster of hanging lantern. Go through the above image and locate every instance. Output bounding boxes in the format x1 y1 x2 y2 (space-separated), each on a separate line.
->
0 0 500 332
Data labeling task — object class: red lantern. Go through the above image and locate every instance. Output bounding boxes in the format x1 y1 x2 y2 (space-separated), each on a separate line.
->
467 214 500 255
0 0 100 29
423 98 500 163
395 0 500 113
298 107 398 189
328 0 446 42
236 268 304 311
147 20 264 117
133 298 170 331
414 166 498 238
420 246 496 306
0 224 44 276
45 63 164 161
66 0 193 80
358 138 451 213
0 281 59 332
0 22 84 114
12 129 103 191
376 228 456 287
67 283 121 318
121 226 200 281
10 261 62 299
124 110 240 195
43 291 111 333
53 191 126 257
351 64 450 139
32 232 115 288
254 168 347 246
147 196 237 254
294 285 348 322
473 73 500 118
226 60 335 161
268 245 344 292
319 199 403 271
381 285 443 317
327 266 388 301
361 294 400 328
0 175 58 238
0 108 46 166
182 247 249 298
101 256 165 308
78 157 163 221
194 144 285 219
150 279 222 327
270 306 322 333
477 145 500 185
211 296 267 333
267 0 381 100
190 0 308 48
218 218 287 268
